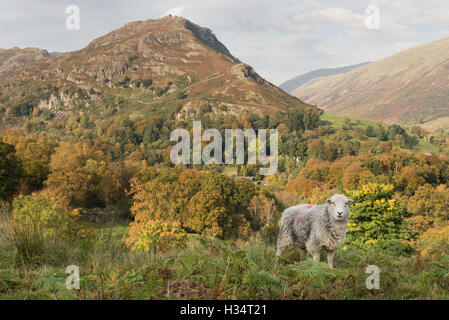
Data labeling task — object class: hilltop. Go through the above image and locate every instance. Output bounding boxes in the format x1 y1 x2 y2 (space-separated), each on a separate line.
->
0 16 315 133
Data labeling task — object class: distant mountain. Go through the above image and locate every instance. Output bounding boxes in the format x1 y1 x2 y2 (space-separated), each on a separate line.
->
292 37 449 127
279 62 369 93
0 47 50 79
0 16 317 131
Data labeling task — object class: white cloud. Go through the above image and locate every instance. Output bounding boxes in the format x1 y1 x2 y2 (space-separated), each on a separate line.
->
1 0 449 84
163 6 185 17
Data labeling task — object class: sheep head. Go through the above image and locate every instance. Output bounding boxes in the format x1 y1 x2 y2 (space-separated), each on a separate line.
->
326 194 352 221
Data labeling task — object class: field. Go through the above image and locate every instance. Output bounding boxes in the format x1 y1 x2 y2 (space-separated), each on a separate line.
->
1 218 448 300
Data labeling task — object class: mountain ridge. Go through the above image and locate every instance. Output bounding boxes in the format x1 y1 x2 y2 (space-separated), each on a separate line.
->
0 16 316 131
280 62 370 93
292 37 449 126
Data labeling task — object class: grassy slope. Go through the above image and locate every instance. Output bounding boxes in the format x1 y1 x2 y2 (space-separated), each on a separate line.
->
1 222 448 300
293 37 449 124
321 112 442 155
320 113 376 129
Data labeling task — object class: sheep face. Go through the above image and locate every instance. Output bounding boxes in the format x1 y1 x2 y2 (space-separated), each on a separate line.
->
326 194 352 221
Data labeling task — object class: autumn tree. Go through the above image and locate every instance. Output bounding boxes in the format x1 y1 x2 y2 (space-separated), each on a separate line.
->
407 184 449 228
185 191 231 238
342 161 363 189
394 166 424 195
127 167 204 245
286 176 322 200
127 167 260 245
2 132 55 192
247 194 277 231
44 142 121 208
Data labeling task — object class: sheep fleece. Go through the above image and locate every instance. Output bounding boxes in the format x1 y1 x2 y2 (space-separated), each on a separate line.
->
276 204 346 255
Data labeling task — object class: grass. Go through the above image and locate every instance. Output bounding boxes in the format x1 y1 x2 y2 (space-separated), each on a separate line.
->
1 218 449 300
320 113 377 129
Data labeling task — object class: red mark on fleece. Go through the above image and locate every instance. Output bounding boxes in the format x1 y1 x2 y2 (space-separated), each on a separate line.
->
306 204 314 209
295 219 304 225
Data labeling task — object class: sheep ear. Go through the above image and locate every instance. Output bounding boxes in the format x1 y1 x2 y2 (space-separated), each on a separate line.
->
326 198 332 205
347 199 353 204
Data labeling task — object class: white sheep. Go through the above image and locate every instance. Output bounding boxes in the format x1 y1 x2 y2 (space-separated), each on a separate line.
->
276 194 352 268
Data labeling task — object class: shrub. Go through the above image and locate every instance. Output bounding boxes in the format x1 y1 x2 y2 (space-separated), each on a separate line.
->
417 224 449 259
345 183 417 247
8 194 92 265
141 78 153 88
375 239 414 257
129 220 187 253
0 199 11 217
153 87 165 97
12 194 82 239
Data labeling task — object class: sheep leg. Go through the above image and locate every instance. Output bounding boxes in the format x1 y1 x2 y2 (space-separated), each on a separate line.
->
299 249 307 261
276 241 291 257
276 225 294 257
310 250 321 263
327 251 335 269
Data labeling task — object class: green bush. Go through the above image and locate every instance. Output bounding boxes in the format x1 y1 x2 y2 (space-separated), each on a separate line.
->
12 194 81 239
346 183 417 247
375 239 414 257
9 194 92 265
141 78 153 88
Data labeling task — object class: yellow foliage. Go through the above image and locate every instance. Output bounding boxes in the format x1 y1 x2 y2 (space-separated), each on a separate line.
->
346 182 394 201
12 194 88 240
128 219 187 252
44 142 121 208
418 224 449 258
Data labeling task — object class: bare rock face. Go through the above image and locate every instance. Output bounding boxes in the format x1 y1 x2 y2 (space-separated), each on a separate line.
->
184 20 239 63
33 16 240 86
231 63 267 85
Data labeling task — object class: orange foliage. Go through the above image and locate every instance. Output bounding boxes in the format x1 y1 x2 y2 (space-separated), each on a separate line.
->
286 176 322 199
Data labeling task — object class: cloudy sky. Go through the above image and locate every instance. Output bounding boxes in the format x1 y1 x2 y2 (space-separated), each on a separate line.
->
1 0 449 85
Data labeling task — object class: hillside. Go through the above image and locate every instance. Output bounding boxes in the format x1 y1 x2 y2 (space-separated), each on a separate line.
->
0 47 50 79
2 16 449 302
292 37 449 126
0 16 315 132
279 62 369 93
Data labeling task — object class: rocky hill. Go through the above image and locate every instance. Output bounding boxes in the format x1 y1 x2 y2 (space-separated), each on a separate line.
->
0 47 50 79
292 37 449 127
0 16 315 129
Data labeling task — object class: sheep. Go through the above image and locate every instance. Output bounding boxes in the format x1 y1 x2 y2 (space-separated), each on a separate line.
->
276 194 353 268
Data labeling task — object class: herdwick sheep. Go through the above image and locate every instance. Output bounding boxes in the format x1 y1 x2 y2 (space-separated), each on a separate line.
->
276 194 353 268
